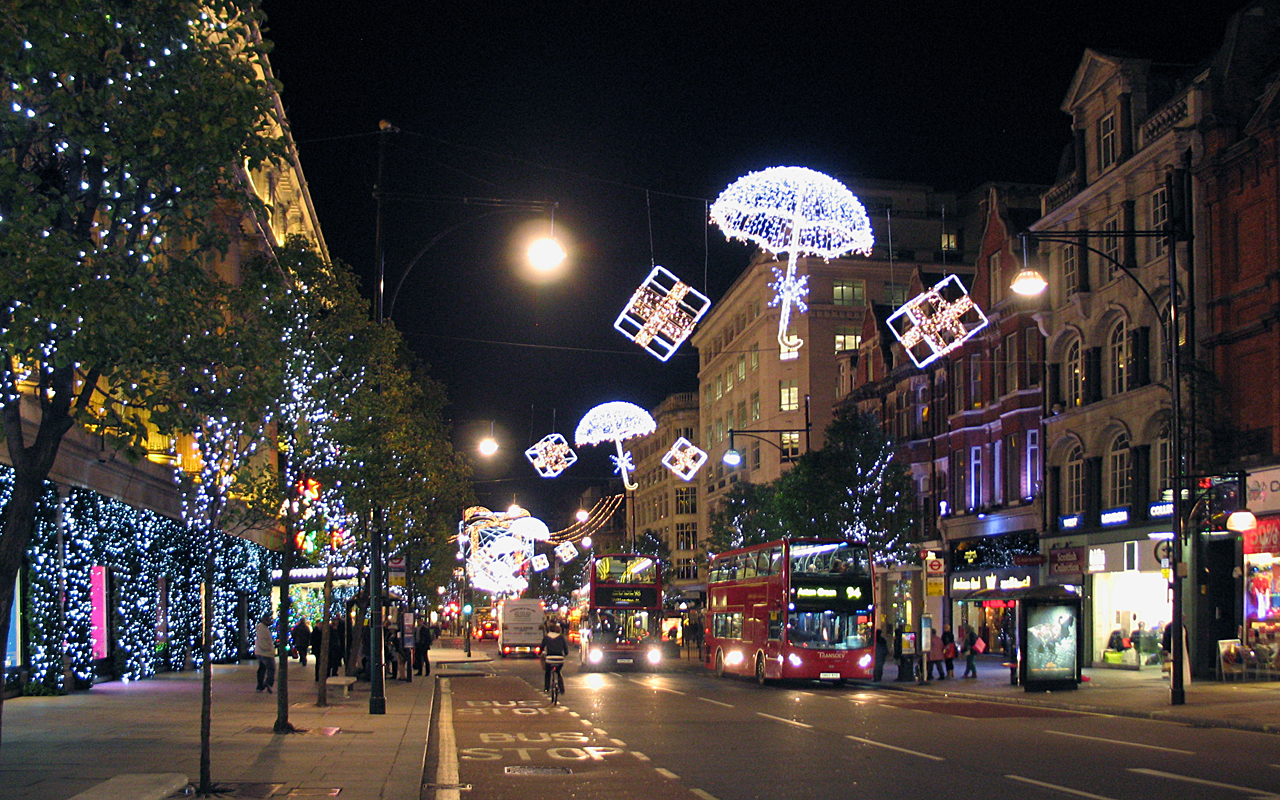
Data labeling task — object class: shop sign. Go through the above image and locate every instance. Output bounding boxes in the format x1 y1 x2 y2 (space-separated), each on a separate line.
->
1244 516 1280 555
951 573 1031 592
1013 553 1046 566
1149 500 1173 518
1247 467 1280 516
1087 548 1107 573
1049 547 1086 576
1059 513 1083 530
1100 507 1130 527
926 575 945 597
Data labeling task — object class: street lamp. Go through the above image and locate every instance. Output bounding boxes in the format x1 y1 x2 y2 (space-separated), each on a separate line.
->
478 421 499 457
722 396 812 467
1010 172 1198 703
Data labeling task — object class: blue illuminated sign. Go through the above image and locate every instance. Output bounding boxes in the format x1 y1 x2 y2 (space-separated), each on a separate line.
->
1100 507 1130 527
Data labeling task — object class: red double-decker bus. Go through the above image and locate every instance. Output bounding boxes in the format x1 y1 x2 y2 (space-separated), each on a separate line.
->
574 554 665 670
705 539 874 684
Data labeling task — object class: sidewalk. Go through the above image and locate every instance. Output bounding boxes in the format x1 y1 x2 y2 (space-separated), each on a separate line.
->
876 653 1280 734
0 644 488 800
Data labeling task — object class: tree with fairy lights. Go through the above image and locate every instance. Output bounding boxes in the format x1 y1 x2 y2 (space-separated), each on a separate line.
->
0 1 285 747
707 408 917 566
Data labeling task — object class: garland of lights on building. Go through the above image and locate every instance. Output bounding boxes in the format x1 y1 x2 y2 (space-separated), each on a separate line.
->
6 465 274 691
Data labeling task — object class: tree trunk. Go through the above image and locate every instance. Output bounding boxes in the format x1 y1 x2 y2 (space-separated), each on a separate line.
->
274 522 294 733
316 564 333 707
0 370 79 750
198 530 215 793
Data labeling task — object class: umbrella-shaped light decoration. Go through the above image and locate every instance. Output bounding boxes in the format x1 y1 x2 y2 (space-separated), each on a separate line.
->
710 166 874 352
574 401 656 491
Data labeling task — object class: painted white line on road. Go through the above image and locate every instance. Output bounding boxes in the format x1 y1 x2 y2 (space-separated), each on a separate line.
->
757 712 813 729
690 790 720 800
1044 729 1195 755
846 734 944 762
698 697 734 708
1005 775 1118 800
632 751 651 761
655 768 680 780
433 678 460 800
580 719 593 726
627 678 687 695
593 728 608 736
611 738 627 747
1128 768 1280 797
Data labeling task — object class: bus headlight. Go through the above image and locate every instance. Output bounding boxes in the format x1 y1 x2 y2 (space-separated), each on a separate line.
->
588 648 604 664
788 653 803 667
646 649 662 665
725 650 744 666
858 654 872 668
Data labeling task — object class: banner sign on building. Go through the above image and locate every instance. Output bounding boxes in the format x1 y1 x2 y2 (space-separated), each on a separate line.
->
1048 547 1086 577
1245 516 1280 555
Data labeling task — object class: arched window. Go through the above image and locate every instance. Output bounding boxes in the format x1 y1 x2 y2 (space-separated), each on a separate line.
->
1109 319 1128 395
1065 338 1083 407
1065 443 1085 513
1108 434 1131 508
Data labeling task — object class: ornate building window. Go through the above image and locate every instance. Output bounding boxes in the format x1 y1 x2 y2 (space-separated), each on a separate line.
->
1109 319 1128 396
1108 434 1131 509
1066 338 1083 407
1065 443 1085 513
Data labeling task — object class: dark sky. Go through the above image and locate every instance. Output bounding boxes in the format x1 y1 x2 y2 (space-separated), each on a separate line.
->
261 1 1239 522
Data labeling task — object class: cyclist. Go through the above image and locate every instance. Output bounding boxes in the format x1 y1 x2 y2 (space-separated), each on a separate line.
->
541 621 568 695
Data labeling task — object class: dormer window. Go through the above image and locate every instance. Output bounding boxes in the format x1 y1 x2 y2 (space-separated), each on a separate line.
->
1098 112 1117 170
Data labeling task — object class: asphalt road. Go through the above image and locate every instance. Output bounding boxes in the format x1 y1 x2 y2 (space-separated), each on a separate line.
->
429 641 1280 800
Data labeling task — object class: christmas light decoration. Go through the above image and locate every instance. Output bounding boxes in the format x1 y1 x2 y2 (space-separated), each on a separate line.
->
574 402 656 491
661 437 708 481
548 494 625 543
711 166 874 352
531 554 551 572
459 505 554 596
886 274 989 368
613 266 711 361
555 541 579 563
524 433 577 478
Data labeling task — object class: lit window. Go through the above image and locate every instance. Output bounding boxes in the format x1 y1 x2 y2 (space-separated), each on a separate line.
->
779 379 799 412
1109 319 1127 395
833 279 866 306
941 232 958 252
781 431 801 461
1065 338 1083 407
1108 434 1131 508
835 327 862 353
1061 243 1078 293
750 343 759 371
750 391 760 421
1065 443 1085 514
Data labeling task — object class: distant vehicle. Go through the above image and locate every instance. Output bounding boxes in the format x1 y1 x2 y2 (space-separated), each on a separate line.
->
573 554 664 670
474 619 498 641
706 539 874 685
498 598 545 657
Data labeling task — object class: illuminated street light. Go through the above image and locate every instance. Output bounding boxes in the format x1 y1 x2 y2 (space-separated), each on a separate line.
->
528 237 566 273
575 509 590 522
478 437 499 457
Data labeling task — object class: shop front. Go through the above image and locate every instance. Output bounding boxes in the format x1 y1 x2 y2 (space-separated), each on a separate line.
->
1081 539 1170 669
1244 516 1280 670
950 568 1037 655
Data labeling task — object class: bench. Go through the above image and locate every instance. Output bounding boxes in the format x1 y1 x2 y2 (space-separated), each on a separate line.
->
326 675 358 698
67 773 188 800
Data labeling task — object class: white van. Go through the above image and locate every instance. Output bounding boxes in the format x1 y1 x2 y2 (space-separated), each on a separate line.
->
498 598 545 658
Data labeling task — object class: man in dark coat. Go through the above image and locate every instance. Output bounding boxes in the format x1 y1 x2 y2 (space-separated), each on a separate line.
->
291 617 311 667
414 619 433 675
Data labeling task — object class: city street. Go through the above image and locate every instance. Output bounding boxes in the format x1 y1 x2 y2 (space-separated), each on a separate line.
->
434 641 1280 800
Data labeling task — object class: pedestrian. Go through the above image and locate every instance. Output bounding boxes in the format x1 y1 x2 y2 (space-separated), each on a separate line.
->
873 628 889 681
927 627 946 680
291 617 311 667
254 613 276 693
941 624 956 678
415 618 433 676
961 624 979 678
328 618 345 677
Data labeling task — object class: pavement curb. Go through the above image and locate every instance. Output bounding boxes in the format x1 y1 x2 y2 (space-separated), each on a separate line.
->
858 679 1280 736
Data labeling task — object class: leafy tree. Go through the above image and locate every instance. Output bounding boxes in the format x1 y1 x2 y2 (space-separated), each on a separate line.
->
706 408 917 566
0 0 283 746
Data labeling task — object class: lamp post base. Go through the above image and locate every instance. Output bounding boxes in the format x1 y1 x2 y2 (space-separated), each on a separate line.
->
1170 687 1185 706
369 696 386 715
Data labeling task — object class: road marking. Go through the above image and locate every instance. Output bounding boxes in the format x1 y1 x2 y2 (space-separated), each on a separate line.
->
433 679 461 800
1128 768 1280 797
632 751 650 761
698 697 734 708
655 768 680 780
1005 775 1118 799
1044 730 1195 754
593 728 608 736
579 719 593 727
691 790 720 800
757 712 812 729
610 738 627 747
845 734 944 762
628 678 686 695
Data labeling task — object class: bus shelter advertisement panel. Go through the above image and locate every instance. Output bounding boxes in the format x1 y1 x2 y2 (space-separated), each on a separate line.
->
1021 599 1081 691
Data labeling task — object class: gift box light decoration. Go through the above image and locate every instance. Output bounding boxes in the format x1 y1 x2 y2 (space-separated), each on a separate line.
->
460 505 550 596
614 266 711 361
711 166 874 352
555 541 580 563
531 553 551 572
575 401 656 491
662 436 708 481
887 274 989 368
525 433 577 478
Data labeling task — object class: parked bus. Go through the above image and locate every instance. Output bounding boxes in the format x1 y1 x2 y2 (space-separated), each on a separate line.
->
574 554 664 670
497 598 545 657
705 539 874 685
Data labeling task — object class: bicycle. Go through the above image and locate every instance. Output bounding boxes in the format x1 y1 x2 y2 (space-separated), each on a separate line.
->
544 656 565 705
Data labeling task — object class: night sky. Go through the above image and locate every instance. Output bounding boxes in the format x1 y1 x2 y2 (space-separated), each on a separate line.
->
260 1 1238 522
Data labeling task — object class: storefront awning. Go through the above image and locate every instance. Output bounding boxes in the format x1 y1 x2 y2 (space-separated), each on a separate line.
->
961 584 1081 602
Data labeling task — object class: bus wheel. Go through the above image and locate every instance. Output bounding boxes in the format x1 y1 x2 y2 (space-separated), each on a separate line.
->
714 650 726 678
754 654 767 685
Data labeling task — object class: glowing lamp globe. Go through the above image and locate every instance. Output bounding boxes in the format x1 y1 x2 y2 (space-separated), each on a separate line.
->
478 437 499 457
528 237 566 273
1011 269 1048 296
1227 509 1257 532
